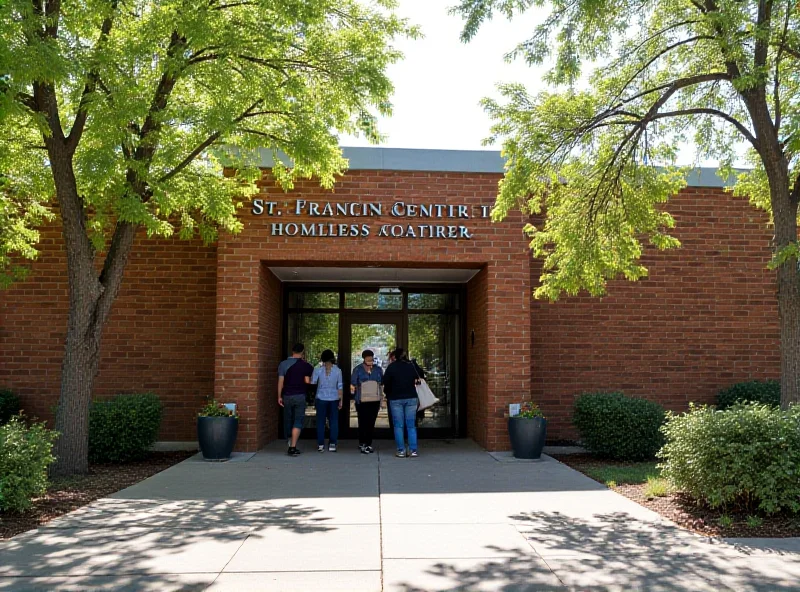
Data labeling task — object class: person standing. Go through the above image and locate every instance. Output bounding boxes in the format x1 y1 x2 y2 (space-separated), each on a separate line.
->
382 347 425 458
350 349 383 454
312 349 343 452
278 343 313 457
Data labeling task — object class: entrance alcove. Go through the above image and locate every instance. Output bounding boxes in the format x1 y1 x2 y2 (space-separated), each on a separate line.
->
253 264 491 448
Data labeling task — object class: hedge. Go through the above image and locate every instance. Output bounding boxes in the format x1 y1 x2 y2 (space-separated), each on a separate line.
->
717 380 781 410
660 403 800 514
0 416 58 512
573 392 666 461
88 393 163 463
0 389 21 425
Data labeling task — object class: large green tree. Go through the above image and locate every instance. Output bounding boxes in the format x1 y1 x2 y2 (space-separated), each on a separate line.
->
1 0 415 475
453 0 800 409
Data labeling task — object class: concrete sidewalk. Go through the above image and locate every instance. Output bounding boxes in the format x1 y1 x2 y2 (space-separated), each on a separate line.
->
1 440 798 591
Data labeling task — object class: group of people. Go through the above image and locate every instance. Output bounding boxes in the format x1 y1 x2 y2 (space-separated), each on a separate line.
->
277 343 425 458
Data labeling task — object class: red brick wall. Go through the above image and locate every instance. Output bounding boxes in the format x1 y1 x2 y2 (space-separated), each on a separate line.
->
2 174 778 451
466 267 489 447
215 169 531 449
257 264 282 447
531 187 780 441
0 221 217 441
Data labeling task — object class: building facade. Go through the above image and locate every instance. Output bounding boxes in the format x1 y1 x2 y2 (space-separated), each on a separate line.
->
0 148 781 451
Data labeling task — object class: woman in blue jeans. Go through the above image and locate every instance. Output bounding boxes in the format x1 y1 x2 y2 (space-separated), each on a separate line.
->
382 347 425 458
311 349 343 452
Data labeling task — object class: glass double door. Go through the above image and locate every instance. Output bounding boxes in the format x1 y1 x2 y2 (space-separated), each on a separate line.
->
284 295 460 441
341 314 403 435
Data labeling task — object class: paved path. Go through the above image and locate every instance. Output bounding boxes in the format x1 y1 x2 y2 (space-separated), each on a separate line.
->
1 440 799 591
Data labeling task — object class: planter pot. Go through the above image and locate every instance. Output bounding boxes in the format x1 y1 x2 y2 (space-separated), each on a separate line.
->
508 416 547 459
197 416 239 461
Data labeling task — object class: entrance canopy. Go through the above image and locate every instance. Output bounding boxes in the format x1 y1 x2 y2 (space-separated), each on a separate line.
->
268 266 481 284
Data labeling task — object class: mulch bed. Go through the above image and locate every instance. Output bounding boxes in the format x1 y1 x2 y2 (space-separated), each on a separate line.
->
0 451 194 540
552 453 800 538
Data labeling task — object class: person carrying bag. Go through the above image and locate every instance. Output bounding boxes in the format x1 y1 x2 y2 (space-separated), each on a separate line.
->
350 349 383 454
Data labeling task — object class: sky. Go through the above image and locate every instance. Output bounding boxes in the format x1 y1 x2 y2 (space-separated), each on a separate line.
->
339 0 549 152
338 0 746 167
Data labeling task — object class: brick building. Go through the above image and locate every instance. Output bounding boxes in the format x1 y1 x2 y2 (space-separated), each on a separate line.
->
0 148 780 451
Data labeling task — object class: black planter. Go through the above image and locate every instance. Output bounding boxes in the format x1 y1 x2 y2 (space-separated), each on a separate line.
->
197 416 239 461
508 417 547 459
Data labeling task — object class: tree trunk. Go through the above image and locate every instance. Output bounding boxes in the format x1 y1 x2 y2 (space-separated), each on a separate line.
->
47 138 138 475
745 94 800 409
52 317 102 476
772 187 800 409
760 147 800 409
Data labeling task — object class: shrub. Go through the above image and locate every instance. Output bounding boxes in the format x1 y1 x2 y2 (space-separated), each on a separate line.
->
88 393 163 463
0 389 21 425
0 416 58 512
659 403 800 514
717 380 780 410
573 392 666 460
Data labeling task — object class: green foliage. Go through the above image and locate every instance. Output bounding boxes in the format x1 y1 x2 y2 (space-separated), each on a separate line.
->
659 403 800 514
450 0 800 300
584 462 660 486
517 403 545 419
0 416 57 512
88 393 163 463
746 515 763 528
643 477 670 498
718 380 781 410
718 515 734 528
573 392 666 461
0 0 419 276
198 399 238 418
0 389 21 425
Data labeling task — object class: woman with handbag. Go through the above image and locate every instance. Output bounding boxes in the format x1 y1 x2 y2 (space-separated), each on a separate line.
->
350 349 383 454
382 347 425 458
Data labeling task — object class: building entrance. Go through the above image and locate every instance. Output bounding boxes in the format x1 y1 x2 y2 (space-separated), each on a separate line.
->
283 287 463 441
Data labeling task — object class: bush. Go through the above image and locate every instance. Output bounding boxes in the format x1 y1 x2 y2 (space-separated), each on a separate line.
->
0 416 58 512
88 393 163 463
717 380 781 410
0 389 21 425
573 392 666 460
659 403 800 514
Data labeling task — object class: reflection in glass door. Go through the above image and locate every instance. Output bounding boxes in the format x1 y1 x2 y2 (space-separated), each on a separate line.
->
408 313 458 429
348 322 397 429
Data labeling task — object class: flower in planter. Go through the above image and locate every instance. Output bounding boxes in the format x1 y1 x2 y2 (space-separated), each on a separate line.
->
517 402 546 419
198 399 238 418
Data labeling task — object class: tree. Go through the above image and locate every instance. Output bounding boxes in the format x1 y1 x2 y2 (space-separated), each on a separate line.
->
452 0 800 409
0 0 416 475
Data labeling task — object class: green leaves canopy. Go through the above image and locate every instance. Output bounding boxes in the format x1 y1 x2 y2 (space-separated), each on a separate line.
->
0 0 416 263
451 0 800 298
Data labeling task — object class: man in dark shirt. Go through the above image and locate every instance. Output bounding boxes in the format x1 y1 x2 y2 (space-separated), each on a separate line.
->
278 343 313 456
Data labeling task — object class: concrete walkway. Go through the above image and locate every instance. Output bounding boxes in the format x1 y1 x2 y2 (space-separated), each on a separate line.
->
1 440 799 591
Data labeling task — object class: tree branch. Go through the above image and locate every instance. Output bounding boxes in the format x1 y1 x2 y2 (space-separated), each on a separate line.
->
774 2 791 131
66 2 118 154
651 108 759 148
157 100 266 183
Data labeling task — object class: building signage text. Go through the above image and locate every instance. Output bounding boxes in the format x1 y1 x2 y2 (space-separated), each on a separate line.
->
251 199 492 240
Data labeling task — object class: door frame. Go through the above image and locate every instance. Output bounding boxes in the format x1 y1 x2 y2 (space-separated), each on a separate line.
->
280 284 466 441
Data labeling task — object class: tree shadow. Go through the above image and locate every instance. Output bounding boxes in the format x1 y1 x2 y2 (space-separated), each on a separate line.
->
393 511 800 591
0 499 336 591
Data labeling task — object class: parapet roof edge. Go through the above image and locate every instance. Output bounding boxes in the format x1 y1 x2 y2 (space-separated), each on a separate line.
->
255 146 740 188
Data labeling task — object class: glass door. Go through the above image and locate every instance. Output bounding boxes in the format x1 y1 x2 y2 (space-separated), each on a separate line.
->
341 314 403 438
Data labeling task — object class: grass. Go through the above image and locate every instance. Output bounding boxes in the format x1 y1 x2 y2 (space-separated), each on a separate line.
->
585 462 661 487
643 477 670 498
746 515 764 528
